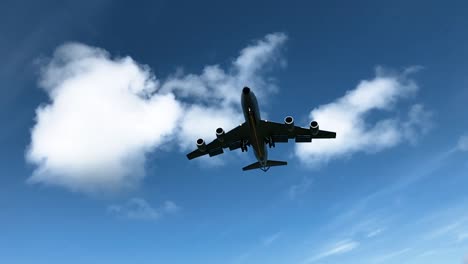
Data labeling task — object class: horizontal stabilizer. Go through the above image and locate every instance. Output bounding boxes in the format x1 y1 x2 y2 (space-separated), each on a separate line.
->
242 162 262 171
242 160 287 171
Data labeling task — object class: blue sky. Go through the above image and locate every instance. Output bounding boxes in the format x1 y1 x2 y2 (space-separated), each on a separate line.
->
1 0 468 263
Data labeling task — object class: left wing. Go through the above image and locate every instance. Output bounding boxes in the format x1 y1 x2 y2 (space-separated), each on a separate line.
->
260 120 336 143
186 123 249 160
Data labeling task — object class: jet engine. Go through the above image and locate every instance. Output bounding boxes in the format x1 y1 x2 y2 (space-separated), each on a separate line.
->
196 138 206 152
216 127 225 142
310 121 319 135
284 116 294 131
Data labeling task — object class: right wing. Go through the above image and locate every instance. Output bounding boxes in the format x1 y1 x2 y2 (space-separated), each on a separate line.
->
186 123 249 160
260 120 336 143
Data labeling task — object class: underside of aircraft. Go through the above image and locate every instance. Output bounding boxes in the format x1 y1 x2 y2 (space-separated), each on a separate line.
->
187 87 336 171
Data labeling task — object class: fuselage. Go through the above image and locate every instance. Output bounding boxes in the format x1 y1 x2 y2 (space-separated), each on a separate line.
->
241 87 268 167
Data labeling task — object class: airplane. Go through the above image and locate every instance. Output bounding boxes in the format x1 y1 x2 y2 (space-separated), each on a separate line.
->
186 87 336 171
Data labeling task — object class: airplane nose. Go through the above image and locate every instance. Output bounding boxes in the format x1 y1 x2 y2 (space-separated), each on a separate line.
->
243 87 250 95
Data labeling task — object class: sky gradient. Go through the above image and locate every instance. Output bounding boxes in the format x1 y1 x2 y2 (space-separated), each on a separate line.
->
1 0 468 263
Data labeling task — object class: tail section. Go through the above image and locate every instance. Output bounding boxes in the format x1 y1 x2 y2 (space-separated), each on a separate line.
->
242 160 287 171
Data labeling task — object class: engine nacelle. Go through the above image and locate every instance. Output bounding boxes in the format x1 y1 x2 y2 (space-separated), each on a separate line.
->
284 116 294 131
310 121 319 135
216 127 225 142
196 138 206 152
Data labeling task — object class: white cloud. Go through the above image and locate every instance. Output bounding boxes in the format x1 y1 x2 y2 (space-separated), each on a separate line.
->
108 197 179 221
457 135 468 151
305 239 359 263
464 254 468 264
177 105 243 150
26 33 287 194
159 32 286 107
164 33 287 149
402 104 433 144
296 68 431 165
26 43 182 193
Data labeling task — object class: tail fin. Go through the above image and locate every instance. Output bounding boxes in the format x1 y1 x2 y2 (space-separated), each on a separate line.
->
242 160 287 171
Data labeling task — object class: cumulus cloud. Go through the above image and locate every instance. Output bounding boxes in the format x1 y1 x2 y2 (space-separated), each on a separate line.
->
160 32 286 106
27 44 182 193
296 68 431 165
305 239 359 263
26 33 287 194
163 33 287 149
108 198 179 221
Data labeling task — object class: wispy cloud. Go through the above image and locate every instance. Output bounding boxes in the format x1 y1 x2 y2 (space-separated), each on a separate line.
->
230 231 283 264
417 250 437 258
288 177 313 200
373 248 411 263
26 33 287 194
296 67 431 165
424 217 468 241
458 233 468 242
304 239 359 263
457 134 468 151
367 228 384 238
425 222 462 240
262 232 282 246
107 198 179 221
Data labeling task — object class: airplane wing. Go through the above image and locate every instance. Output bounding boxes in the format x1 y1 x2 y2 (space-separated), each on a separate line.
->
260 120 336 143
186 123 249 160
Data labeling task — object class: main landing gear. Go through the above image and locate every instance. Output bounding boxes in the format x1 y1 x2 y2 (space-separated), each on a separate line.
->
267 137 275 148
241 140 249 152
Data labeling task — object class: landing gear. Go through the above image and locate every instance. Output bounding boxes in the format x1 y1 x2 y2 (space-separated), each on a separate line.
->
241 140 248 152
267 137 275 148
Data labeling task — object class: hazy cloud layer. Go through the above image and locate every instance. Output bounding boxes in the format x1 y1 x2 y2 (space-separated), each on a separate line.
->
296 68 431 165
108 198 179 221
26 33 287 194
